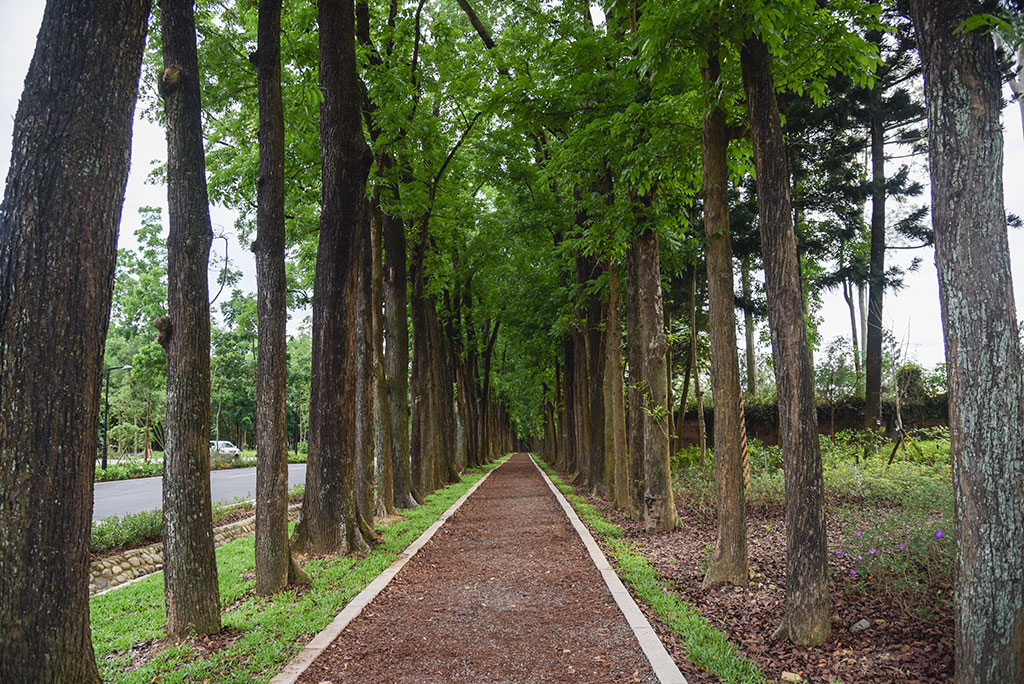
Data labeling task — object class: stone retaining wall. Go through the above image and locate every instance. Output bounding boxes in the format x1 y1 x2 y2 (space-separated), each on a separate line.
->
89 503 301 595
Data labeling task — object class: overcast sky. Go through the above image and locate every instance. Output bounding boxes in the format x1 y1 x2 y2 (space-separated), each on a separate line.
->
2 2 1022 368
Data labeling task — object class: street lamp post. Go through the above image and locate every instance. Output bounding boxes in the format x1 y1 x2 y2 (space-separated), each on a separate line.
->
102 364 132 470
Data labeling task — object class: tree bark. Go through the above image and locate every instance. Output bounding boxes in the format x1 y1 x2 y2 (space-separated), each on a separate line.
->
604 262 629 509
586 259 606 494
0 0 148 679
908 3 1024 680
701 52 748 587
355 209 374 523
159 0 221 638
741 256 757 397
741 34 829 646
627 229 677 532
383 209 418 508
251 0 309 595
370 200 396 516
864 100 886 431
293 0 372 555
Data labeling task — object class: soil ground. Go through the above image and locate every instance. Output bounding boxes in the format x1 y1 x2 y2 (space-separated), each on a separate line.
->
294 453 659 684
587 491 954 683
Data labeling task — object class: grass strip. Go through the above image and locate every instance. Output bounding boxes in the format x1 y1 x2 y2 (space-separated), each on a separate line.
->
90 456 508 683
535 458 767 684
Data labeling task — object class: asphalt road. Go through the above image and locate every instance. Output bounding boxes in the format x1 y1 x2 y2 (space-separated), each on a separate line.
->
93 463 307 522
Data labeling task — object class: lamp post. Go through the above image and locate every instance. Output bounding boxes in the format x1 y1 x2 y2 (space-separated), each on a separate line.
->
102 364 132 469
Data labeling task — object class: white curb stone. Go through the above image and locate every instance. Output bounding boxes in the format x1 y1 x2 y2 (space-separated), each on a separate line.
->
530 455 688 684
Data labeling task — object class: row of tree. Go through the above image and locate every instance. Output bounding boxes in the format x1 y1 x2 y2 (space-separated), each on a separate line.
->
0 1 1021 683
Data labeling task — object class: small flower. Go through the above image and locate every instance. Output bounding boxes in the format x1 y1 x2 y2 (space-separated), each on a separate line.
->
857 555 863 561
935 529 944 540
899 544 905 551
836 549 844 558
855 531 862 538
869 548 877 555
850 569 857 577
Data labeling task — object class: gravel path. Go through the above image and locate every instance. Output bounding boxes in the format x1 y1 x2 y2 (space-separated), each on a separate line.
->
295 453 660 684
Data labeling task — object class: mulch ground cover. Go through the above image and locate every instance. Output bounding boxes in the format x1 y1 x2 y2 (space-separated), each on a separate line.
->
584 489 954 684
295 453 660 684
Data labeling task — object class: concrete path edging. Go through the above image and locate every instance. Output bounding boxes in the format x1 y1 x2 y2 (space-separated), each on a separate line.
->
268 461 503 684
530 455 688 684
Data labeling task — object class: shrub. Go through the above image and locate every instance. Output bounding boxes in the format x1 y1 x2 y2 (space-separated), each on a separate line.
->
91 509 163 553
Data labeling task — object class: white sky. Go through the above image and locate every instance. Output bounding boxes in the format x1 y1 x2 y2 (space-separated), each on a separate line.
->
2 1 1022 368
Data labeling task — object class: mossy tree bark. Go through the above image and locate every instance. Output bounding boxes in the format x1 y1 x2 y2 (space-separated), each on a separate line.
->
908 2 1024 680
251 0 309 595
293 0 373 555
159 0 222 638
701 49 748 588
604 262 629 510
741 34 829 646
0 0 148 679
627 227 677 532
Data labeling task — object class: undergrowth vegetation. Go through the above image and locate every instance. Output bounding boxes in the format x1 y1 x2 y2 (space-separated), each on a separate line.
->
671 429 954 620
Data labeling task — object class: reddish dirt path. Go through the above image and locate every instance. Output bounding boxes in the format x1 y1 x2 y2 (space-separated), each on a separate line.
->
295 453 659 684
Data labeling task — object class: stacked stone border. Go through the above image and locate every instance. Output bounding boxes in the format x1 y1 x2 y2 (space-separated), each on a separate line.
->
89 502 301 595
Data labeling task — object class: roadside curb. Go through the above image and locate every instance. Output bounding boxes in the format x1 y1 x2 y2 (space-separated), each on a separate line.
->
530 455 688 684
268 460 504 684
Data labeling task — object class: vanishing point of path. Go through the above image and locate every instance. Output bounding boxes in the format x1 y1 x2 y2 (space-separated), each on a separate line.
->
294 453 666 684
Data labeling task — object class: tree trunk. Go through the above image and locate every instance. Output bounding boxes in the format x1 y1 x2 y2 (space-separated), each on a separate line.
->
293 0 372 555
741 34 829 646
251 0 309 595
383 209 417 508
159 0 221 638
741 256 757 397
701 52 748 587
843 276 862 390
586 259 606 495
627 228 677 532
604 262 629 509
354 210 374 523
864 99 886 431
0 1 148 678
908 3 1024 679
370 201 396 516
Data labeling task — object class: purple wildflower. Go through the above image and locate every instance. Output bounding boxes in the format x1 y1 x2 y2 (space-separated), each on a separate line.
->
855 531 862 538
837 549 844 558
899 544 905 551
869 548 877 555
850 569 857 577
935 529 944 540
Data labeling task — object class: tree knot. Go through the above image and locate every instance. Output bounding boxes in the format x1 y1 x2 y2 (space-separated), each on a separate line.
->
158 66 182 98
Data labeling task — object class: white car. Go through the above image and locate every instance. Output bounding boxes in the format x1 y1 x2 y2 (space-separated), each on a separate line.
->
209 440 241 458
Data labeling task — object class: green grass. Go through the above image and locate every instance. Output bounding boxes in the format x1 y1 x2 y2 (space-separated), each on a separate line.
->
534 458 766 684
90 458 506 683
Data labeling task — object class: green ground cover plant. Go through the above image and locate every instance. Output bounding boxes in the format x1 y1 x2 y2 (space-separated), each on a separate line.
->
671 430 954 621
535 458 766 684
89 459 504 683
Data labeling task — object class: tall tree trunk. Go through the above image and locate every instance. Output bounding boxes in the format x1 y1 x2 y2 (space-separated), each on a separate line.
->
843 276 862 390
741 34 829 646
293 0 372 555
354 211 374 523
564 337 579 475
604 262 629 509
701 51 748 587
909 3 1024 680
383 209 417 508
627 228 677 532
574 255 591 484
586 259 606 495
741 256 757 397
864 98 886 430
370 201 395 516
0 1 148 678
159 0 221 638
251 0 308 595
